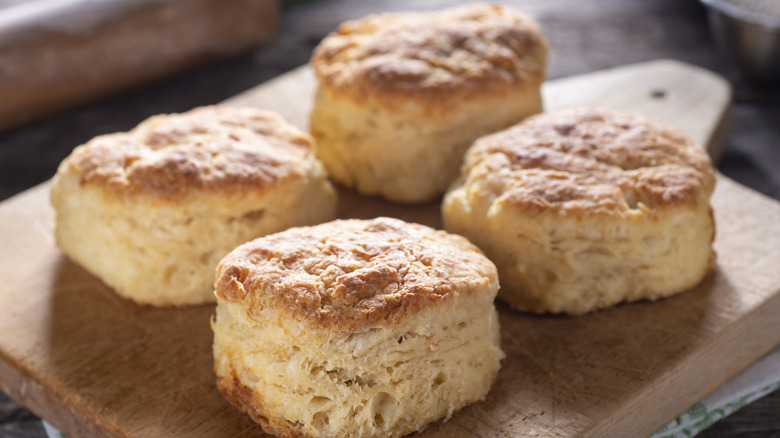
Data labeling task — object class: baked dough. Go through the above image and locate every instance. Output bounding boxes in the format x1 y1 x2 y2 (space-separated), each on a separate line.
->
443 107 717 314
50 105 337 306
310 3 548 203
212 217 503 438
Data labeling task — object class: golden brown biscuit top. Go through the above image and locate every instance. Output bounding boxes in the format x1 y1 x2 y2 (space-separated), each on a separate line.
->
461 107 716 215
59 106 314 202
311 3 547 113
215 217 498 332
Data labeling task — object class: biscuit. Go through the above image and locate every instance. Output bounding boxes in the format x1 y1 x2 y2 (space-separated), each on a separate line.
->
442 107 717 314
50 106 337 306
310 3 548 203
212 217 503 438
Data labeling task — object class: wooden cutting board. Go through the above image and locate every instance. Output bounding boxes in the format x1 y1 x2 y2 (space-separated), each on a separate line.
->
1 60 779 438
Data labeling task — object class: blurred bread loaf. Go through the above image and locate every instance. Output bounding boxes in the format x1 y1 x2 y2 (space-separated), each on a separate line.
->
212 217 503 438
443 107 717 314
50 105 337 306
0 0 279 131
310 3 548 203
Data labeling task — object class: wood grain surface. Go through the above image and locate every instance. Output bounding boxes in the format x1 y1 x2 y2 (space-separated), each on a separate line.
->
0 61 778 438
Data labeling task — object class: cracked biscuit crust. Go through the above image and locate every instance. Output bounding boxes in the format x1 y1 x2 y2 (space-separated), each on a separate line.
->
461 107 716 215
311 3 547 116
215 217 498 332
59 106 314 203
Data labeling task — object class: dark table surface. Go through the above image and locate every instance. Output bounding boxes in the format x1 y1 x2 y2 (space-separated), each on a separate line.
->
1 0 778 437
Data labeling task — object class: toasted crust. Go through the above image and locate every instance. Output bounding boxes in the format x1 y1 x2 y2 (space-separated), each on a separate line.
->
461 107 716 215
215 217 498 332
311 3 547 118
59 106 314 203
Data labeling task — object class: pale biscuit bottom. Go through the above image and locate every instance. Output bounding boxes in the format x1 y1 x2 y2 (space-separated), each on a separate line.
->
213 297 503 438
311 86 542 204
444 187 715 314
51 167 336 306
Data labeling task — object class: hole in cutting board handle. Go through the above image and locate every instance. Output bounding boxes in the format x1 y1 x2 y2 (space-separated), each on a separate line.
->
650 89 668 99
